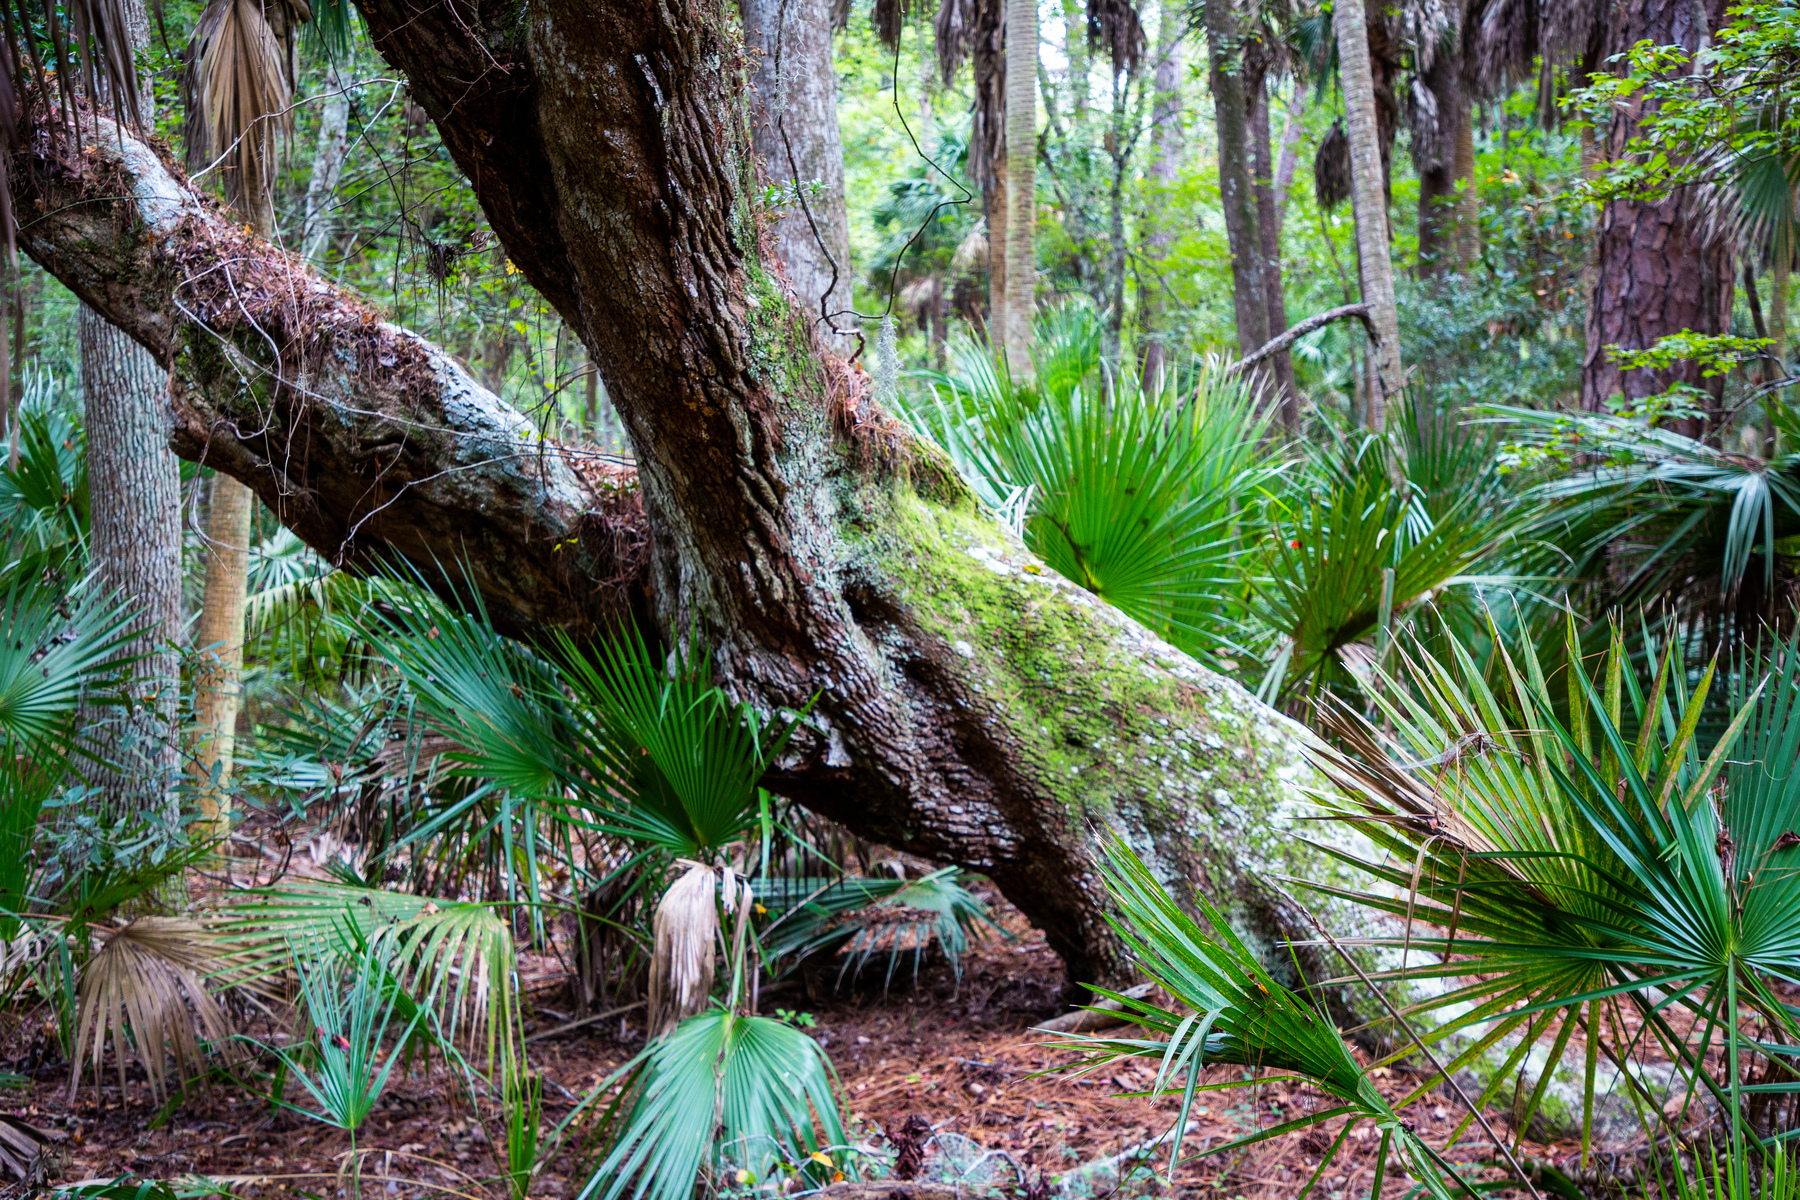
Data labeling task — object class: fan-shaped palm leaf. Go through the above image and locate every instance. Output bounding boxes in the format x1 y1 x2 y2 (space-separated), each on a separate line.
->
576 1009 847 1200
0 571 138 767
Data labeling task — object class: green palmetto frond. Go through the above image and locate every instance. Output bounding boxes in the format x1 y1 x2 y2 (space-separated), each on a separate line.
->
1061 837 1471 1198
576 1009 847 1200
556 624 812 860
758 868 995 989
0 383 87 564
67 918 243 1104
1252 434 1532 703
220 879 519 1080
908 337 1283 668
1490 405 1800 608
0 569 137 767
1299 616 1800 1157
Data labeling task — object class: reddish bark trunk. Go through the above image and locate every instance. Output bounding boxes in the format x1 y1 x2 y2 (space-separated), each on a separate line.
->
1581 0 1734 436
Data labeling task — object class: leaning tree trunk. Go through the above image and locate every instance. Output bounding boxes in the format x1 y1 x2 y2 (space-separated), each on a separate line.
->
746 0 854 356
10 15 1380 999
1581 0 1732 437
1003 0 1036 378
1334 0 1403 428
1204 0 1269 372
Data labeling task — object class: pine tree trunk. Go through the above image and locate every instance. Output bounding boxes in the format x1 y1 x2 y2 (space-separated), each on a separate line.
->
1333 0 1403 428
746 0 854 355
79 308 184 829
1249 85 1296 429
1581 0 1732 437
1204 0 1269 368
1004 0 1037 378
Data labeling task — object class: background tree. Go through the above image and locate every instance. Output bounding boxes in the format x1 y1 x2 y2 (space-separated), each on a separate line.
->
1334 0 1403 426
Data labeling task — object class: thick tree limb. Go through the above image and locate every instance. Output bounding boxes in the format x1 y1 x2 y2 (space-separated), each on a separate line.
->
1228 303 1375 375
10 111 644 637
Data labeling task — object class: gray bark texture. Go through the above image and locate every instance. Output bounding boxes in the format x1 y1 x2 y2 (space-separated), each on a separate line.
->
1003 0 1036 376
78 0 184 827
299 58 353 266
1249 84 1296 428
8 2 1380 1001
1334 0 1403 427
79 307 184 825
1137 12 1181 389
746 0 854 356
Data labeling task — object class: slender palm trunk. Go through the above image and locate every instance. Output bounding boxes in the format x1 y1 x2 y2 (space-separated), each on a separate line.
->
1454 103 1478 272
1273 79 1307 230
1250 84 1296 429
1204 0 1269 369
1138 13 1182 389
81 308 184 829
987 168 1010 353
1333 0 1403 428
1004 0 1037 378
192 475 252 837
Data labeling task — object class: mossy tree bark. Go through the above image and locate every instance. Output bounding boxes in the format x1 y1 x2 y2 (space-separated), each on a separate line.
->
9 1 1373 996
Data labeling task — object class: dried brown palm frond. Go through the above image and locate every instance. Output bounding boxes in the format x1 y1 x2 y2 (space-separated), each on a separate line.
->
950 218 988 273
180 0 306 224
647 861 718 1039
873 0 906 50
0 0 146 257
1086 0 1145 76
934 0 1004 193
68 917 246 1104
0 1113 64 1185
1313 121 1351 209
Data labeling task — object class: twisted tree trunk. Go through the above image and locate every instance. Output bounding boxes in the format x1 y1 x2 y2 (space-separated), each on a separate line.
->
9 0 1374 996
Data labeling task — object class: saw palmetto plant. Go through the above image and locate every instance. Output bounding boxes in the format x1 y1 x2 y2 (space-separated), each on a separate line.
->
1062 835 1493 1200
1299 616 1800 1161
904 312 1285 670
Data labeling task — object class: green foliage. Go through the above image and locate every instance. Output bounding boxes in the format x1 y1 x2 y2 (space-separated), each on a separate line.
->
904 312 1283 668
758 867 995 988
0 567 138 769
1064 836 1477 1198
1303 617 1800 1158
576 1008 848 1200
261 936 422 1132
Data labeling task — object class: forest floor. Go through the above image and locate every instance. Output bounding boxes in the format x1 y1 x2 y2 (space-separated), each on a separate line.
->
3 877 1654 1200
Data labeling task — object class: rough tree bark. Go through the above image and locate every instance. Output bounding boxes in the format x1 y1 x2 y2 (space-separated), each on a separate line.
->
9 3 1374 996
1203 0 1269 370
78 0 185 827
1453 103 1478 272
746 0 854 355
1334 0 1403 428
1003 0 1036 376
1248 78 1296 428
299 57 353 266
1414 50 1462 277
1581 0 1733 434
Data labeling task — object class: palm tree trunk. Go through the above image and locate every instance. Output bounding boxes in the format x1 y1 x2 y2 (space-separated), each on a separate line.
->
1004 0 1037 379
987 168 1010 354
1249 85 1295 429
1273 79 1307 230
1138 11 1182 389
1774 236 1790 377
1204 0 1269 368
192 475 252 838
80 308 185 829
1333 0 1403 428
1454 102 1478 272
